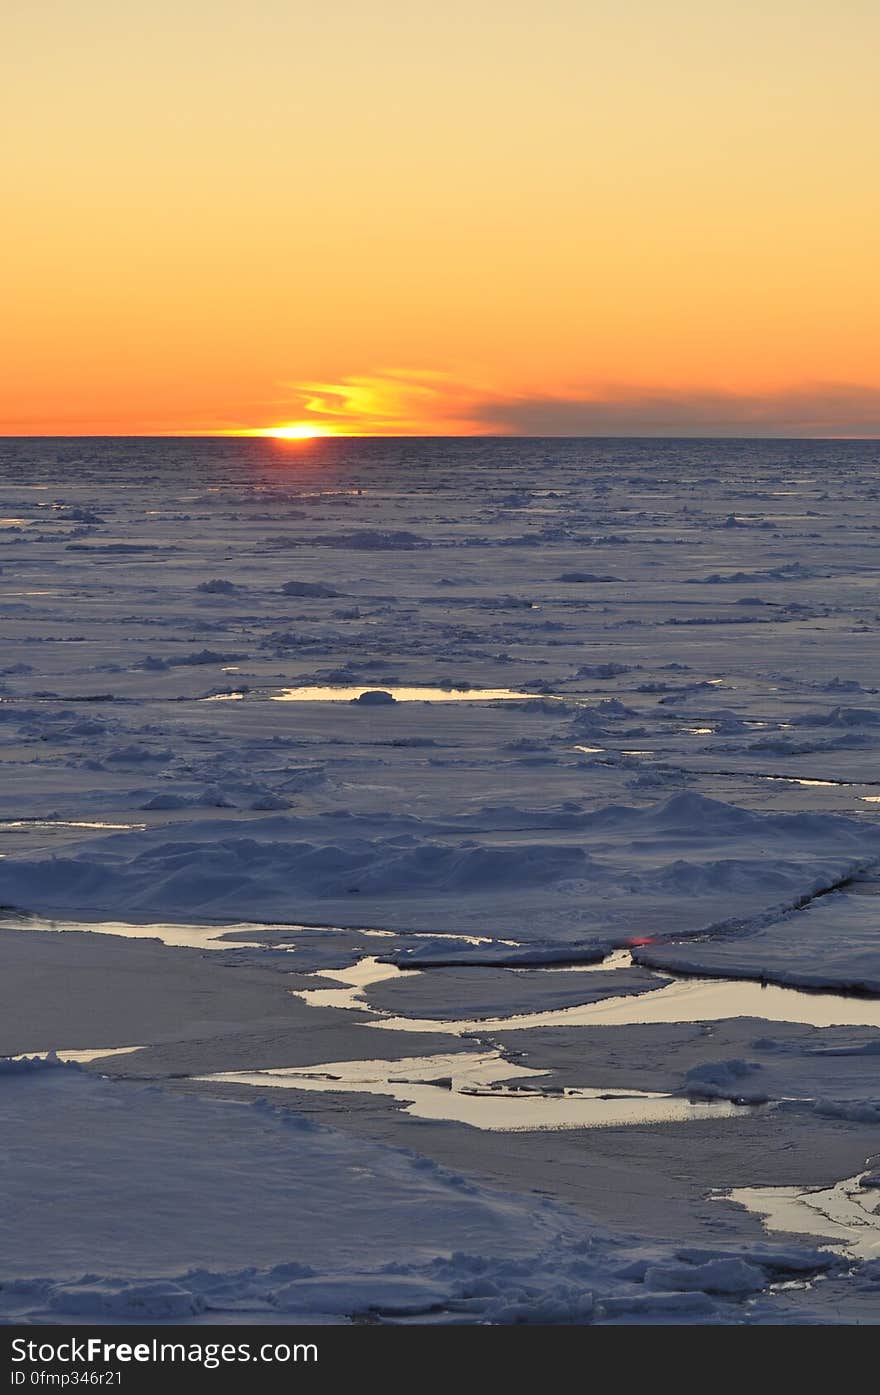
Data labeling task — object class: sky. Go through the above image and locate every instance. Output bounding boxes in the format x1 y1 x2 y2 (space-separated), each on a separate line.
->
3 1 879 437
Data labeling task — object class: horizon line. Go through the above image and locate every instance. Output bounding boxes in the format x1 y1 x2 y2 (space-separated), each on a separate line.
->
2 432 880 443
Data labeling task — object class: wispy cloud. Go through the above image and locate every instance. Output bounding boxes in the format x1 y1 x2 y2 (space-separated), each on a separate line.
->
250 373 880 438
260 370 494 436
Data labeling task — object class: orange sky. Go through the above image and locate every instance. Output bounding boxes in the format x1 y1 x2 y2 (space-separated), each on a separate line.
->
3 2 879 436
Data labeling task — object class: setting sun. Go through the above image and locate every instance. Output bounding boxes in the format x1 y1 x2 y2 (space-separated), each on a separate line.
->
260 424 332 441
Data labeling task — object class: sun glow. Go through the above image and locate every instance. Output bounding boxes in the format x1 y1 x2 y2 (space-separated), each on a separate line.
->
263 423 332 440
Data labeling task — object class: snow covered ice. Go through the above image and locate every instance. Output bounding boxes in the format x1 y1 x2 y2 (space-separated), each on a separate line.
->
2 436 880 1324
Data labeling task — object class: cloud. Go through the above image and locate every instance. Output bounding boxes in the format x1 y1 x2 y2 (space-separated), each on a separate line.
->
266 369 493 436
470 384 880 438
256 372 880 438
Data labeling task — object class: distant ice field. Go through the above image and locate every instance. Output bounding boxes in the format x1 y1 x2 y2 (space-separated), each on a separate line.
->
3 436 880 1323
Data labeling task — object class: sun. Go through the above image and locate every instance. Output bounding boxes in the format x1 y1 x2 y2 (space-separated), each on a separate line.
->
264 422 331 440
227 422 336 440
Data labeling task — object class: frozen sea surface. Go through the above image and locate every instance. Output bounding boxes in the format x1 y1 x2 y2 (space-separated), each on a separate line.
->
2 436 880 1323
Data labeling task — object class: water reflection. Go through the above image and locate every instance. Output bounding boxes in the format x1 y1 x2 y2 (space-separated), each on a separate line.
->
369 972 880 1035
270 686 554 703
7 1046 143 1065
0 819 142 832
724 1168 880 1259
1 916 379 952
198 1049 757 1132
6 916 496 956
